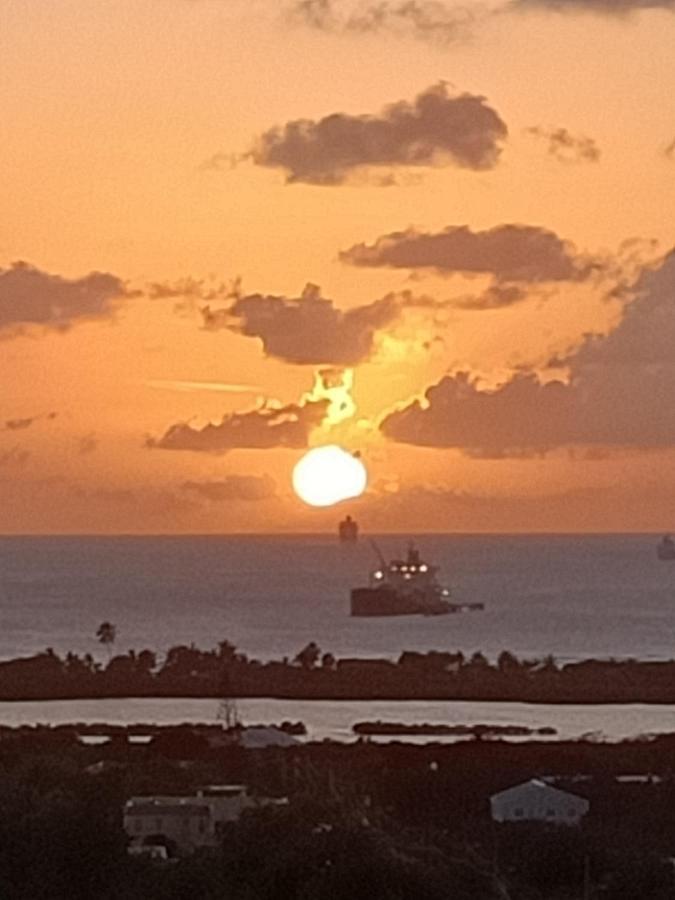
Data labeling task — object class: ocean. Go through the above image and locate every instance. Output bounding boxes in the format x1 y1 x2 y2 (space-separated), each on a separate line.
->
0 533 673 665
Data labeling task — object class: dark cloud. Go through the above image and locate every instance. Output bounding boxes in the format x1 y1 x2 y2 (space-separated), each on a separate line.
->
148 397 330 453
182 474 276 502
147 277 235 303
512 0 675 13
250 82 507 185
289 0 480 44
342 224 593 283
2 412 57 432
0 262 130 335
202 283 401 364
527 126 600 164
381 251 675 456
452 283 529 310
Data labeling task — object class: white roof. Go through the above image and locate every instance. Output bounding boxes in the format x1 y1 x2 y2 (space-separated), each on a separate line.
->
491 779 588 808
239 727 300 748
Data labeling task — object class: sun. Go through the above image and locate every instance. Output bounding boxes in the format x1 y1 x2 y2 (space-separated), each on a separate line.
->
293 445 368 507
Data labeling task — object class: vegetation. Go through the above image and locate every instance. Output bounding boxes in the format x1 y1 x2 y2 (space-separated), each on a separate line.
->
96 622 117 659
3 641 675 703
0 729 675 897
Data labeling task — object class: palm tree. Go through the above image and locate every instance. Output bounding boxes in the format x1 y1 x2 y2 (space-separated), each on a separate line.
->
294 642 321 671
96 621 116 659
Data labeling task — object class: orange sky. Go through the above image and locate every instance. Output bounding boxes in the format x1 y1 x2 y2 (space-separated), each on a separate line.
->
2 0 675 533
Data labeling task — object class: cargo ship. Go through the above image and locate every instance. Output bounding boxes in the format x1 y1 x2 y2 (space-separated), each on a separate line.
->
350 543 484 617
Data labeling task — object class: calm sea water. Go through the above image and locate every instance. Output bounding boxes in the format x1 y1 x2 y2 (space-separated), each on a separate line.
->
0 534 673 665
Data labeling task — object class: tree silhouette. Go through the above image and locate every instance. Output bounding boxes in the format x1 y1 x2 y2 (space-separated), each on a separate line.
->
96 622 116 659
295 642 321 671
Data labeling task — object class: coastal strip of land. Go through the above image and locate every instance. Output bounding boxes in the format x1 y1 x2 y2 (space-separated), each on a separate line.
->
2 643 675 703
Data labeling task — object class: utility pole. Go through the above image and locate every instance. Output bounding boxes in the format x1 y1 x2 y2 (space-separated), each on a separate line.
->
583 853 591 900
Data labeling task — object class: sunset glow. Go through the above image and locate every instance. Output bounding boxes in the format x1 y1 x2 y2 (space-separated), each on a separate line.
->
2 1 675 532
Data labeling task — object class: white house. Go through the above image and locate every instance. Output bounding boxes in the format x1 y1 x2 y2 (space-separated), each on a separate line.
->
196 784 253 824
124 796 213 852
124 784 287 854
124 785 254 853
490 779 589 826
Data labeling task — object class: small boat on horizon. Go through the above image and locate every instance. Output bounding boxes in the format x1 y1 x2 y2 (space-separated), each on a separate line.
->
657 534 675 560
338 515 359 544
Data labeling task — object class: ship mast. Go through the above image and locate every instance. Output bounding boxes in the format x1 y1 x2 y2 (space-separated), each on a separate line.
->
369 539 387 570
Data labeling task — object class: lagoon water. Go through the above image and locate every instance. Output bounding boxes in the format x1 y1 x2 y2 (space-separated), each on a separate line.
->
1 697 675 744
0 534 673 665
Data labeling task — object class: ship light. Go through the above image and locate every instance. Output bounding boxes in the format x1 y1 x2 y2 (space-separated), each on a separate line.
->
401 566 408 572
442 589 449 596
420 564 428 573
404 573 412 580
374 571 383 580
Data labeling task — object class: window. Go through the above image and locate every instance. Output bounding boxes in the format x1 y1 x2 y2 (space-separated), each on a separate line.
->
198 820 206 834
514 808 524 817
134 819 142 833
546 809 555 818
155 818 162 831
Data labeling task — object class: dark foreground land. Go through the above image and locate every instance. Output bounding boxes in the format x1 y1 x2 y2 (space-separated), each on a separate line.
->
2 728 675 899
5 642 675 703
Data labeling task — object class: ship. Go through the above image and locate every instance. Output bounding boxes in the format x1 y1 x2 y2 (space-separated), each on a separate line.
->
657 534 675 560
350 542 484 617
338 515 359 543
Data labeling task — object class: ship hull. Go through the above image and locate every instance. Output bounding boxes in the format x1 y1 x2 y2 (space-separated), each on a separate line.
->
350 587 450 617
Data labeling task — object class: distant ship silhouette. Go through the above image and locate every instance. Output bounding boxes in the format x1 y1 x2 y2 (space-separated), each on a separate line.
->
338 515 358 543
657 534 675 560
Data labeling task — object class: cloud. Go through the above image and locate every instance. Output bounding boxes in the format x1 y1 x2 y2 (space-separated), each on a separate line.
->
146 379 258 395
289 0 482 44
202 282 402 364
182 474 277 502
360 480 675 531
380 251 675 455
249 82 507 185
0 262 130 335
77 434 98 455
71 485 195 517
341 224 593 283
0 447 30 467
665 138 675 160
148 397 330 453
511 0 675 13
526 126 600 164
452 283 529 310
3 412 57 432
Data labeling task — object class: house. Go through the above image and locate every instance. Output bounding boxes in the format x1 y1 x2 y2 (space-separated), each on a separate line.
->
490 779 589 826
196 784 252 823
205 725 301 750
124 785 284 854
238 727 300 749
124 797 213 853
